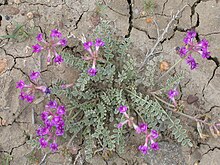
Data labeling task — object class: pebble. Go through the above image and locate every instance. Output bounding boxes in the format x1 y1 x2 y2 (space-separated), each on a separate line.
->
26 12 34 19
187 95 199 104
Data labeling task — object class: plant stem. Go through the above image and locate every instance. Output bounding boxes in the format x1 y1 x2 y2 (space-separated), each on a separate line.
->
71 110 81 120
151 92 175 108
166 106 211 126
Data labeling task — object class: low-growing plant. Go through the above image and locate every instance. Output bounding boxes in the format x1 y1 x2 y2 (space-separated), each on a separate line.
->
15 18 220 163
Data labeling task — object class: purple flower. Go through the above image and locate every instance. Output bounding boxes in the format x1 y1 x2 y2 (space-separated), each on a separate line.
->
57 106 66 115
118 105 128 113
168 89 178 100
198 39 209 49
95 39 105 47
183 37 191 45
32 44 43 53
30 71 40 80
179 46 188 57
56 127 64 136
151 130 159 139
52 116 63 125
83 41 93 51
58 38 67 46
117 123 123 129
201 50 210 59
41 111 49 121
47 100 57 109
16 80 25 89
183 31 196 44
186 55 197 70
19 92 26 100
44 119 53 127
54 55 64 64
50 142 58 152
134 124 142 134
36 127 43 136
44 87 51 95
151 142 159 151
38 127 50 136
50 29 62 38
138 145 148 155
87 67 97 76
36 100 66 152
186 30 197 39
117 120 128 129
39 137 48 148
138 123 148 133
25 94 35 103
36 33 43 42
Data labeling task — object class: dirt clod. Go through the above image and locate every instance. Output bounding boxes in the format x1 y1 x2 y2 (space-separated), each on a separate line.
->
187 95 199 104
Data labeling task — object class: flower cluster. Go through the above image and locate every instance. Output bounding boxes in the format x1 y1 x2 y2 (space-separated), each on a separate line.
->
178 30 210 70
36 100 66 152
32 29 67 65
168 89 179 106
81 37 105 76
117 105 159 154
16 71 50 103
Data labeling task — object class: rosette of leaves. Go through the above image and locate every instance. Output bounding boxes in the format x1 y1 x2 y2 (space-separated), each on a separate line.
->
52 21 192 160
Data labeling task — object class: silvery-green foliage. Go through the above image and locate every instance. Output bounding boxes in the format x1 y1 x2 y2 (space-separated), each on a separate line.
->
51 21 192 160
161 73 184 92
136 56 162 87
128 88 192 147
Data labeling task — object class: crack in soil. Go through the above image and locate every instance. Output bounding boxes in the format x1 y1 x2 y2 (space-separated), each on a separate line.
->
125 0 133 38
178 78 191 100
191 12 200 29
0 0 8 6
202 146 220 156
74 10 87 30
9 141 27 155
205 105 220 114
115 150 128 164
201 31 220 36
190 0 202 25
162 10 200 43
162 0 169 14
201 56 219 98
21 1 65 8
132 25 156 40
102 0 129 17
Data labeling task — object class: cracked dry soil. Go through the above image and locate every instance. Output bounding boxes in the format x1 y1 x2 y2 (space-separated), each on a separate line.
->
0 0 220 164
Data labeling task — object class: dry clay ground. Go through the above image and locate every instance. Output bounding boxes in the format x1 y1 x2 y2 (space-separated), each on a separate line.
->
0 0 220 164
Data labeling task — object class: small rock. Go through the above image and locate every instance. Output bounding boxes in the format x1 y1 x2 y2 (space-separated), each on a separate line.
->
187 95 199 104
0 59 7 74
26 12 34 19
